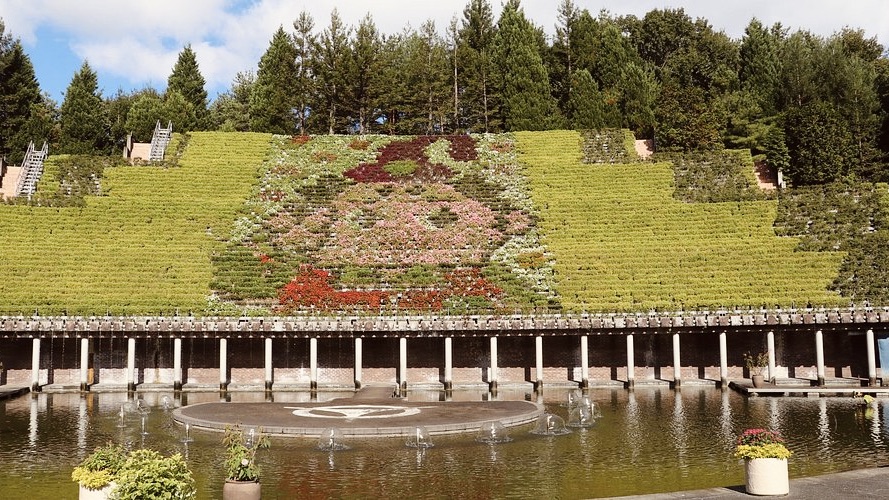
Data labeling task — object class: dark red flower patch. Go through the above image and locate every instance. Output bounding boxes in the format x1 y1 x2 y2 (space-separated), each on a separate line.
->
291 135 310 145
343 136 477 183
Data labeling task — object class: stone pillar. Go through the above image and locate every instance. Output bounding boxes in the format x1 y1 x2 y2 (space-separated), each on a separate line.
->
399 337 408 395
354 337 363 390
264 337 273 392
444 337 453 392
580 335 589 389
30 338 41 392
672 333 682 388
767 331 776 383
219 338 228 392
79 337 90 392
126 337 136 393
626 334 635 389
489 336 499 392
534 335 544 391
310 337 318 392
815 329 825 386
867 329 877 387
718 331 728 389
173 338 183 391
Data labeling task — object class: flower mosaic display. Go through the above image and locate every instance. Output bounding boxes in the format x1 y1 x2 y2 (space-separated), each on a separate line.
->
211 133 558 315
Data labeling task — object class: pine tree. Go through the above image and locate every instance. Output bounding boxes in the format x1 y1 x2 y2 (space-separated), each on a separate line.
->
167 45 209 131
292 11 315 135
312 10 351 134
58 61 110 155
492 0 559 131
347 14 382 133
567 69 604 129
458 0 497 132
210 71 254 132
0 21 43 162
250 26 298 134
549 0 580 115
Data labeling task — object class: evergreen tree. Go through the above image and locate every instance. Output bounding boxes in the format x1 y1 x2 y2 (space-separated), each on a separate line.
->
347 14 382 133
0 20 43 163
166 44 209 131
549 0 580 114
458 0 497 132
567 68 604 129
783 101 856 185
292 11 316 135
124 88 164 142
492 0 559 131
739 18 782 114
106 89 135 152
618 62 658 137
250 26 298 134
58 62 110 155
655 81 723 151
210 71 254 132
312 10 351 134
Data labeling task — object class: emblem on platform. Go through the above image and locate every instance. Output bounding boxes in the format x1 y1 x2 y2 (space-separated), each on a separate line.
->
285 404 424 419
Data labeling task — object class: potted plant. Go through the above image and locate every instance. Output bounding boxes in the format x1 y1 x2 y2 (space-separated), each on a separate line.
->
112 448 195 499
71 442 126 500
734 428 793 495
223 425 270 500
743 351 769 388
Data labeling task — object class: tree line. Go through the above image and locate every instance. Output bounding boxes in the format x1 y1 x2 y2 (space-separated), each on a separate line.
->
1 0 888 186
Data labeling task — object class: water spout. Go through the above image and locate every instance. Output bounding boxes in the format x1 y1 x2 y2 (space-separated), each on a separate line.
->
317 428 349 451
181 423 193 443
530 412 571 436
476 421 512 443
406 426 433 449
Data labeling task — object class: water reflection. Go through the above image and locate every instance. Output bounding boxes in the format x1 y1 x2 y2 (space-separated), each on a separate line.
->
3 388 889 499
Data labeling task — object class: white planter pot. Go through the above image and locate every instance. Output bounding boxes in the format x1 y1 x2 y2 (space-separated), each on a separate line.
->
79 481 115 500
744 458 789 496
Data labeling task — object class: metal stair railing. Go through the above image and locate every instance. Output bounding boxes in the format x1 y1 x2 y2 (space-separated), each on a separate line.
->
15 141 48 197
149 120 173 161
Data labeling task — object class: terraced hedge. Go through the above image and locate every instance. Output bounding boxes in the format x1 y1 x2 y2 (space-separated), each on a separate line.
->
0 132 271 315
0 129 857 316
517 130 848 312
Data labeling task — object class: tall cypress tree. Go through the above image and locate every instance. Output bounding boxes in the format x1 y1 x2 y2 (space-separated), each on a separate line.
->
167 45 209 131
59 62 110 154
0 20 43 162
250 27 298 134
567 69 604 129
492 0 559 131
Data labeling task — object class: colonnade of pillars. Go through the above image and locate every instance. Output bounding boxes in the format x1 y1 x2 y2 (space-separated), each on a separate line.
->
24 329 882 393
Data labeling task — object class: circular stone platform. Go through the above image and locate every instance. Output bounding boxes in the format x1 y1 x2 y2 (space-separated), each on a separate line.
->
172 398 543 438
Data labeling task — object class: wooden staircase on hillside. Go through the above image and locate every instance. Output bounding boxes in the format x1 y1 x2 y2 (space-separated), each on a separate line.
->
149 120 173 161
14 141 48 198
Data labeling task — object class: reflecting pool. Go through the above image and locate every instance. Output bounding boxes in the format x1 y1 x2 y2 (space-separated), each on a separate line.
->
2 387 888 499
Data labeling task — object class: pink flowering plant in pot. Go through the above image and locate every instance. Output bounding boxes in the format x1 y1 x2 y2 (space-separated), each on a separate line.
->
734 428 793 460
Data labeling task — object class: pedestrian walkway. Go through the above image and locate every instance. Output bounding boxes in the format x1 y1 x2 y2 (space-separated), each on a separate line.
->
612 466 889 499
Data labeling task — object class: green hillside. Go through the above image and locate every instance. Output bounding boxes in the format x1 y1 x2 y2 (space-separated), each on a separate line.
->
0 132 271 315
517 130 847 312
0 130 852 316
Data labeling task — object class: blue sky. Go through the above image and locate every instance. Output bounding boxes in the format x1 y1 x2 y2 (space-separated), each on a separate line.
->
1 0 887 104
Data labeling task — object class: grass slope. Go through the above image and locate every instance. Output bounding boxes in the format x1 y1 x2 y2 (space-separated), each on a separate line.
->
0 132 271 315
517 130 848 312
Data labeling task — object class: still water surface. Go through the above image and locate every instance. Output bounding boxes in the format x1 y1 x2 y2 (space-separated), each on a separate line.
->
2 387 888 499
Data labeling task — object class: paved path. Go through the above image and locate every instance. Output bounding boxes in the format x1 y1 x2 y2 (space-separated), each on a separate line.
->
173 396 543 438
612 466 889 499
